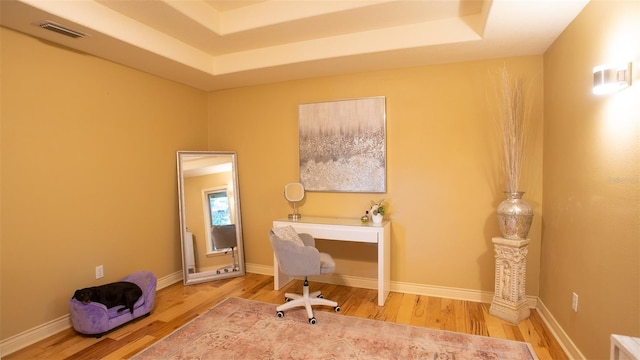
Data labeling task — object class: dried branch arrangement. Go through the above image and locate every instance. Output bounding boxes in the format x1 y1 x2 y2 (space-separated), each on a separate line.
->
497 68 531 193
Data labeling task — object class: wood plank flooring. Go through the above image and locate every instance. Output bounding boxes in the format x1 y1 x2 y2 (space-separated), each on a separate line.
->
5 273 568 359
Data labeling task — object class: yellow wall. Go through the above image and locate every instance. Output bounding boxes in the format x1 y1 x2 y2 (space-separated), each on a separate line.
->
542 1 640 358
0 27 208 339
208 57 544 293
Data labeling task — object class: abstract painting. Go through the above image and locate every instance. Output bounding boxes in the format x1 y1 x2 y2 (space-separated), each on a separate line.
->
298 97 386 192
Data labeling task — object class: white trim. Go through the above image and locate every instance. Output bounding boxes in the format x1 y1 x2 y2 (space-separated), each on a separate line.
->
157 271 183 289
0 271 183 357
0 313 72 358
245 262 273 276
536 298 586 360
247 263 538 308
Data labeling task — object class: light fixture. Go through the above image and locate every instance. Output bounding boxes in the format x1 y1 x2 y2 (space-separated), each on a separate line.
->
593 63 632 95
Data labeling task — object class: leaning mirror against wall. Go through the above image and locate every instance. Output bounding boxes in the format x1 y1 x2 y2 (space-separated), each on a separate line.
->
177 151 245 285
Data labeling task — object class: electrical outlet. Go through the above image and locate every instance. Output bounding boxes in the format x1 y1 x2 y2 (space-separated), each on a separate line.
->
572 292 579 312
96 265 104 279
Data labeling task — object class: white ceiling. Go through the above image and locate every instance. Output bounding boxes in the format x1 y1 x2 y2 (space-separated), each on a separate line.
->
1 0 589 91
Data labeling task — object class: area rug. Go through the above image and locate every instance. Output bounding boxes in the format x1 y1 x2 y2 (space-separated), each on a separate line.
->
132 297 538 359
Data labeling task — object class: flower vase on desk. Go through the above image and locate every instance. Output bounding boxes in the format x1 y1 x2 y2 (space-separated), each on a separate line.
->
372 213 383 224
369 199 386 224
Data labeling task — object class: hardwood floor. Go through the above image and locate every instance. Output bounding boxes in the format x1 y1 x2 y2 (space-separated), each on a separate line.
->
5 273 568 360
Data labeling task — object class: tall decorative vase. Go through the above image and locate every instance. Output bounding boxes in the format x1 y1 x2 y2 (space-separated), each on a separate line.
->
497 191 533 240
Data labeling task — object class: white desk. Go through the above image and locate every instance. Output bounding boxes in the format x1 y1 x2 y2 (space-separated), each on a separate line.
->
272 216 391 306
611 334 640 360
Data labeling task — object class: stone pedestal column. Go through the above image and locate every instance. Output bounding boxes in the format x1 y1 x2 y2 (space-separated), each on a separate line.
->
489 237 530 323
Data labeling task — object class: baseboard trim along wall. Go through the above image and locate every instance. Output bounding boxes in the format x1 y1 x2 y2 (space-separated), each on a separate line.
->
246 263 536 308
1 265 582 359
0 271 183 357
536 299 586 360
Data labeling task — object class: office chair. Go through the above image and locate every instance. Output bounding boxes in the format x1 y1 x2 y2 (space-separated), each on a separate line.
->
269 226 341 324
211 224 238 274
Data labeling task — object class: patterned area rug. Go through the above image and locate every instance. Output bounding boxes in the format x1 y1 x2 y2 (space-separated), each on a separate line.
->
132 297 538 359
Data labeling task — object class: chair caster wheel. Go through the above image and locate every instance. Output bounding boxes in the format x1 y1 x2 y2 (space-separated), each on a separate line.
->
309 317 316 325
216 270 221 274
284 297 292 302
334 306 341 312
276 311 284 318
317 294 324 298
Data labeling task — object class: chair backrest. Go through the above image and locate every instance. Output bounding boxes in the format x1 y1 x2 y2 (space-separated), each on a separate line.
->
211 224 237 250
269 230 321 276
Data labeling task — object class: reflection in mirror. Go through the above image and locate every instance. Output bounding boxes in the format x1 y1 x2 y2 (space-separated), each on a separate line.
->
177 151 245 284
284 182 305 220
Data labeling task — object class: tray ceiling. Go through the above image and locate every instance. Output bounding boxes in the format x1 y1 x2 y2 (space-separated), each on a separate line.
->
1 0 589 91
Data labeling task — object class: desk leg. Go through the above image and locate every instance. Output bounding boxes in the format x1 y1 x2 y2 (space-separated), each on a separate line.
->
273 254 293 290
378 224 391 306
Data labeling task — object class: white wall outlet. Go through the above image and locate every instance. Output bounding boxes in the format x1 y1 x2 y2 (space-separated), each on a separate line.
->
572 292 579 312
96 265 104 279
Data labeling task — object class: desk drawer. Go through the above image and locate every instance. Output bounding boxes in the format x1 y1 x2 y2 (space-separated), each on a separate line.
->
274 221 379 243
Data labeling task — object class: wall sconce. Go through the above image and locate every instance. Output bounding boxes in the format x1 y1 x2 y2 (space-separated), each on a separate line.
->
593 63 632 95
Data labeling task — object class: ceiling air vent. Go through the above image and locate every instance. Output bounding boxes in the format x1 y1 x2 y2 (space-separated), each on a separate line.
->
39 21 86 39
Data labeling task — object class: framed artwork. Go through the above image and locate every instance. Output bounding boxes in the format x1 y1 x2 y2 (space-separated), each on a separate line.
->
298 97 386 193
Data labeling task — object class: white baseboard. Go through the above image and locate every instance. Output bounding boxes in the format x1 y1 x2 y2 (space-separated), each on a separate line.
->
535 299 586 360
0 271 183 358
249 262 538 309
310 273 538 308
157 271 183 289
1 267 577 359
245 263 273 276
0 313 72 358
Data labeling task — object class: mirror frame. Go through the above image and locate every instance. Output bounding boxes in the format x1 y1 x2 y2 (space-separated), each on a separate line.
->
284 182 305 202
177 151 245 285
284 182 305 221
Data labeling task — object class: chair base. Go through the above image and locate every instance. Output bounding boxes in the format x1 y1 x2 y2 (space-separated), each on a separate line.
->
276 278 340 324
215 248 239 274
215 264 239 274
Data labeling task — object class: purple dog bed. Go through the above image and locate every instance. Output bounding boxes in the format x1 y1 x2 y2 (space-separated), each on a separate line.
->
69 270 156 337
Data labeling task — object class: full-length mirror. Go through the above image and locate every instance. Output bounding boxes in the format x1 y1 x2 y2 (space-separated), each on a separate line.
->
177 151 245 284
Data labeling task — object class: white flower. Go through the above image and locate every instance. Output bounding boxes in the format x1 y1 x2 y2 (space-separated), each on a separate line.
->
369 199 385 216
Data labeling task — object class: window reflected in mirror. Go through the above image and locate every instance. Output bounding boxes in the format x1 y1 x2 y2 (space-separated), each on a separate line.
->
207 190 230 226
